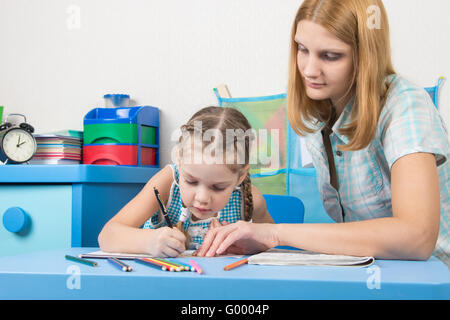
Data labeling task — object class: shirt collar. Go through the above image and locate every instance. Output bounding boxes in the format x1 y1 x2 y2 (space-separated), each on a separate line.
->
308 96 355 147
331 95 355 145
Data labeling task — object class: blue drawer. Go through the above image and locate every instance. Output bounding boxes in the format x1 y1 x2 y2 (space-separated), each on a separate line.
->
0 185 72 257
0 165 159 257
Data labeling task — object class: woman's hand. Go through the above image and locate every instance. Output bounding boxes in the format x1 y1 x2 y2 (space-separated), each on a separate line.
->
146 226 186 257
196 221 280 257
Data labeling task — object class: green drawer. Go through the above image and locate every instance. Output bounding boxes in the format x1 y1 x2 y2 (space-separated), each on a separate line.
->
84 124 156 145
140 125 156 145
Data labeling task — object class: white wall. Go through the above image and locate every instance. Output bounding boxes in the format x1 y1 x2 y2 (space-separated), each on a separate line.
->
0 0 449 166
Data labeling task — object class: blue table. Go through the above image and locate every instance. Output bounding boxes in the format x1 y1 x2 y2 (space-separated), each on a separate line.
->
0 247 448 300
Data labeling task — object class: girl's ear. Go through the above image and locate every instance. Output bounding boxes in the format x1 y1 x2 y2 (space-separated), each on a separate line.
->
237 164 250 186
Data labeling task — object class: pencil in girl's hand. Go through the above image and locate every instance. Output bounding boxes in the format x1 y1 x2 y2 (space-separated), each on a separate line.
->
153 187 172 228
224 257 249 271
65 254 98 267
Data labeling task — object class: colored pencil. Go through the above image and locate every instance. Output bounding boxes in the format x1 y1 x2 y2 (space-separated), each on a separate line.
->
189 259 204 274
153 187 172 228
167 259 192 271
135 258 167 271
144 258 179 272
143 258 173 271
169 258 195 271
151 258 183 271
108 257 132 272
115 257 133 271
65 254 98 267
224 257 249 271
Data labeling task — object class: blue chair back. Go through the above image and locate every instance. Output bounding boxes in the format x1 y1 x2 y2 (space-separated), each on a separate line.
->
425 76 444 109
263 194 304 224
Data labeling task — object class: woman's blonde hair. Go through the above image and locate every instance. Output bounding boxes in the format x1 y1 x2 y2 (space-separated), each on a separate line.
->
287 0 395 151
178 106 254 221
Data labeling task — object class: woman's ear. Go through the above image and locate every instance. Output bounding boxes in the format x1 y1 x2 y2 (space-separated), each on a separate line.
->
237 164 250 186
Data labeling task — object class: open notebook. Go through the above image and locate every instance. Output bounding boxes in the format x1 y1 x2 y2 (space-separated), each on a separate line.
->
80 249 374 267
247 248 374 267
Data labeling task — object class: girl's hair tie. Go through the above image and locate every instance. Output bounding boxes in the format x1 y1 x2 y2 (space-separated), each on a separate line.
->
179 202 191 223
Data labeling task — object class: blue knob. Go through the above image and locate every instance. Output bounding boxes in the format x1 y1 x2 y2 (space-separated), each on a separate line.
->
3 207 29 233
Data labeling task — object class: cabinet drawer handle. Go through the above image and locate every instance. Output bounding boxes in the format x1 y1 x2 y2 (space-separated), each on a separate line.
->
2 207 29 233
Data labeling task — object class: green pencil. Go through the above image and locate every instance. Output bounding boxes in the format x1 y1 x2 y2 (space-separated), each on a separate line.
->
65 254 98 267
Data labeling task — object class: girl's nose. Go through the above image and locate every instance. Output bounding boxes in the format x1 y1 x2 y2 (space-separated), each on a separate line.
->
194 186 210 204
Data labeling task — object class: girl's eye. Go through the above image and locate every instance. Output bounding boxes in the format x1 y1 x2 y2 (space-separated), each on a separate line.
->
185 180 197 185
212 186 226 192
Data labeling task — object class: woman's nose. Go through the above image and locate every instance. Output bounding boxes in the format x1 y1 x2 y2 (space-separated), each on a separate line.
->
301 55 322 79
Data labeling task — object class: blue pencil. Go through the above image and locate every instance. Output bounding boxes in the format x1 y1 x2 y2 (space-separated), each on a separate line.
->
108 257 132 272
169 258 196 272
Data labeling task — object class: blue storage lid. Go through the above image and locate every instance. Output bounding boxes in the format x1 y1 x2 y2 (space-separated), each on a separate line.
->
84 106 159 126
104 94 130 99
104 94 131 107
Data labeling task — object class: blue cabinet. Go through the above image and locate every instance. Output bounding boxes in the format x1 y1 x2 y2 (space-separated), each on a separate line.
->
0 165 159 257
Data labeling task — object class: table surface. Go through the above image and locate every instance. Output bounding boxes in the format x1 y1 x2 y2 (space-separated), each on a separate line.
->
0 247 448 300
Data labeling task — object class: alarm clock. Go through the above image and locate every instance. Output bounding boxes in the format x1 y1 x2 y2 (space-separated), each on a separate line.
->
0 114 37 164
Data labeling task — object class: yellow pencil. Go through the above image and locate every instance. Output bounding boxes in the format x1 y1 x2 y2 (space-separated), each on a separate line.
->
146 258 181 272
153 258 184 271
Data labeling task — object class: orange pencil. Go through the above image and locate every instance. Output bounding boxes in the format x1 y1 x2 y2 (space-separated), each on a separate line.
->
224 257 249 271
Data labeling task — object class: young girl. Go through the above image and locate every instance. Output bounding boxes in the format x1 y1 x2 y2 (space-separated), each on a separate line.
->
98 106 273 257
197 0 449 266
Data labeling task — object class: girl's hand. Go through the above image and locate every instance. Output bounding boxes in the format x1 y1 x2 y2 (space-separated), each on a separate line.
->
210 217 229 229
146 226 186 257
192 218 227 256
196 221 279 257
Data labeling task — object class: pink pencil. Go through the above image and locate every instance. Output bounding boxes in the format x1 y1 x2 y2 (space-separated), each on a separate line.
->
189 259 204 274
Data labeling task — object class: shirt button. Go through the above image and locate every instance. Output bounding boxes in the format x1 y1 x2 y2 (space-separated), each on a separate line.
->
336 151 343 157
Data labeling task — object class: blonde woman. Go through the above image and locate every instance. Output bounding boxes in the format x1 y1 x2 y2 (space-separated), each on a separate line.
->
197 0 449 266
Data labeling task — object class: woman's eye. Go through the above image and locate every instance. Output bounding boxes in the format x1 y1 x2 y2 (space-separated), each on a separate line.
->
297 44 308 53
323 53 341 61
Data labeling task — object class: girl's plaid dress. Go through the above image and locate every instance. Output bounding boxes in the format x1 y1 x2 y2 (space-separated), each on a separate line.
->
143 164 244 249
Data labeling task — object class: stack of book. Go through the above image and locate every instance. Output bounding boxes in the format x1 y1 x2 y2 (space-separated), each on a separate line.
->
30 130 83 165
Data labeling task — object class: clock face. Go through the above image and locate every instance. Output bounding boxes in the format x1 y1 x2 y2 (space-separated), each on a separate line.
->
2 128 37 163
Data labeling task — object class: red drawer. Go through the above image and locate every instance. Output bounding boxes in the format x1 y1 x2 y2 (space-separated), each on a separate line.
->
83 145 156 166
